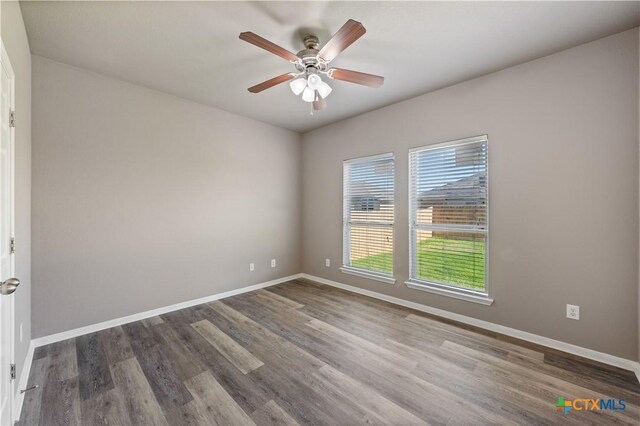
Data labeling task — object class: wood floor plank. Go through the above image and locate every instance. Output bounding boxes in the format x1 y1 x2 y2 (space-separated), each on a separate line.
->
33 345 48 360
248 362 363 426
296 293 481 360
18 356 50 426
98 326 134 366
184 370 256 425
314 365 428 425
289 283 518 371
191 319 264 375
250 400 299 426
121 321 158 352
305 318 419 371
178 304 214 325
127 343 193 413
298 301 478 370
142 316 165 327
152 322 207 381
164 400 212 426
406 313 545 362
121 319 195 412
219 295 331 349
76 333 114 400
208 300 325 371
291 281 413 323
385 337 475 375
160 310 271 414
253 289 304 310
39 374 81 426
110 357 168 425
80 388 132 425
47 339 78 381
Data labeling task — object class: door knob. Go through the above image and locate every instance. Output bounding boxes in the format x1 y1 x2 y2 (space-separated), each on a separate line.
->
0 278 20 295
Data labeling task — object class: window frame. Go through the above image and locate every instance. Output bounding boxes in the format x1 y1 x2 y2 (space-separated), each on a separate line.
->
341 152 396 285
406 135 493 305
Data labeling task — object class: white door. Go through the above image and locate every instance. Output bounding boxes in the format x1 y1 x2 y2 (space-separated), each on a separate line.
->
0 41 17 426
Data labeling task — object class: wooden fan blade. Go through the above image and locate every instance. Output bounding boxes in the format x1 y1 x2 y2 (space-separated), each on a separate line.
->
239 32 299 62
318 19 366 62
248 73 295 93
328 68 384 88
313 94 327 111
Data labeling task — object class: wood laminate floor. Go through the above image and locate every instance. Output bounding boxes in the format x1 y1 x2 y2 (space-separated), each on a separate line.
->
19 279 640 425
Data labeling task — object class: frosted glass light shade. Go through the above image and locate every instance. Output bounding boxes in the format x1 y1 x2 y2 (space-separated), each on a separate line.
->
302 87 316 102
289 78 307 96
307 74 322 90
317 81 333 99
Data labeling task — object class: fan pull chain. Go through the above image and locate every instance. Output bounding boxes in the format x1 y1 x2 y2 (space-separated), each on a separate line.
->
310 103 314 116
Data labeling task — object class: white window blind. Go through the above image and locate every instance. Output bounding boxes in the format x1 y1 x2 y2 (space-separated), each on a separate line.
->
343 153 394 281
409 136 488 295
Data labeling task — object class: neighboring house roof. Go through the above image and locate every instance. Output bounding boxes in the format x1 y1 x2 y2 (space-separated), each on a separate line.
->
350 181 393 205
418 171 486 207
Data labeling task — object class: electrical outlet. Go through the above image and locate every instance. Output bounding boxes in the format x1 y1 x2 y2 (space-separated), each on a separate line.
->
249 263 255 272
325 258 331 267
566 304 579 320
271 259 276 268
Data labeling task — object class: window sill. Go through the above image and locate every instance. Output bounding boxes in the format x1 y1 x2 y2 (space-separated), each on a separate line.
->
405 280 494 305
340 267 396 285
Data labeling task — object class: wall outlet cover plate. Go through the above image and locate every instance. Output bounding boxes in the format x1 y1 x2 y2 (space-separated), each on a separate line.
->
566 304 579 320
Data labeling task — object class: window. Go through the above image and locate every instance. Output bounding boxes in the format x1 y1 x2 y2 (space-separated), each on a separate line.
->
407 136 491 304
342 153 395 284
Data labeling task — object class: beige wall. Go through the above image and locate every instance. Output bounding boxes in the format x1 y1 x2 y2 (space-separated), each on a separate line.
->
302 29 639 360
1 0 32 392
31 56 302 337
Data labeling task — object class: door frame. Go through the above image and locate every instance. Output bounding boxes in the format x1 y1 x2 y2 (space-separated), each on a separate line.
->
0 38 16 425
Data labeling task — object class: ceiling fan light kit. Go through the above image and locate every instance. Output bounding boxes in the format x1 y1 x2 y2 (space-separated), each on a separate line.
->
289 78 307 95
240 19 384 112
289 72 333 103
302 86 316 103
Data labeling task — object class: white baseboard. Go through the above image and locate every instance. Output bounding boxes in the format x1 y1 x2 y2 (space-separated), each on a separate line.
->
31 273 303 348
13 341 35 423
301 273 640 375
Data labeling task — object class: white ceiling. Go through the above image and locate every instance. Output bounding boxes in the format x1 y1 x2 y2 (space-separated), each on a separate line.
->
20 1 640 133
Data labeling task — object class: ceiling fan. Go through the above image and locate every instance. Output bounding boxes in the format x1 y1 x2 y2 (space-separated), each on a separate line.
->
239 19 384 112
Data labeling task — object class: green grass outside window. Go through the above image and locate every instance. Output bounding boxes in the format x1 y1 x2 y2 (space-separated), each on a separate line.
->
351 237 485 290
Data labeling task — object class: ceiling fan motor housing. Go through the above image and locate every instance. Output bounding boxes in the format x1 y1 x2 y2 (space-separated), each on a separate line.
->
295 35 328 73
303 35 319 50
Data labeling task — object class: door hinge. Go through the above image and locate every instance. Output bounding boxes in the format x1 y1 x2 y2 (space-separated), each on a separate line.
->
9 110 15 128
10 238 15 254
10 363 15 380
